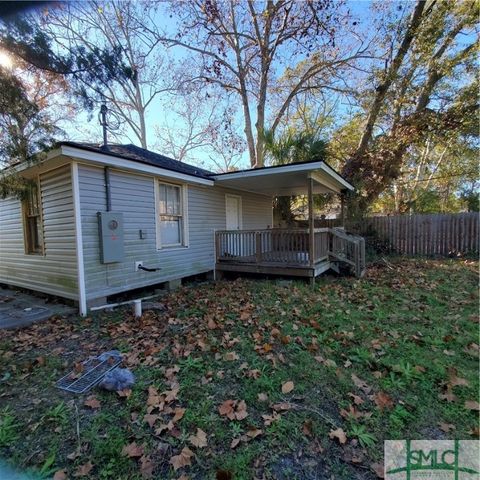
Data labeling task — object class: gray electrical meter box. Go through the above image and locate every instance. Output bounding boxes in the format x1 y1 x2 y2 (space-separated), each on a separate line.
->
97 212 125 263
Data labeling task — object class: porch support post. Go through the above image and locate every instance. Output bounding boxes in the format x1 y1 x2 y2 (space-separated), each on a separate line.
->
308 176 315 268
340 192 345 227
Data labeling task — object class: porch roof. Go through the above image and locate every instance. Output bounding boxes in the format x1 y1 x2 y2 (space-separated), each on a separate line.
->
212 160 354 196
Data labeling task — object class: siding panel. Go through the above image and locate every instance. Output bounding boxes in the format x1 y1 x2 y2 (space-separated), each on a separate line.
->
79 165 272 301
0 165 78 299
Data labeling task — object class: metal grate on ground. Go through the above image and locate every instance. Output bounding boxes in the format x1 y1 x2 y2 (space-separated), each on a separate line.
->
56 354 122 394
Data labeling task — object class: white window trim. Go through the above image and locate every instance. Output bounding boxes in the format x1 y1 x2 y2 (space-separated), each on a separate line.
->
22 175 45 255
225 194 243 230
155 179 189 250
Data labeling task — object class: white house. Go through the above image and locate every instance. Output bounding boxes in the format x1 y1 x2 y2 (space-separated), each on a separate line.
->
0 142 363 315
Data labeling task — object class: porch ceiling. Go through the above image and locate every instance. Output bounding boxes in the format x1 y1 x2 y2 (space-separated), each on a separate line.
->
212 161 354 197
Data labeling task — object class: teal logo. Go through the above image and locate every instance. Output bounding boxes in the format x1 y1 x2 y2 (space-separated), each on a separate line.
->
385 440 480 479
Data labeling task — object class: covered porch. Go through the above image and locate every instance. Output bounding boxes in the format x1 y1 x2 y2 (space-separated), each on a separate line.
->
212 161 366 282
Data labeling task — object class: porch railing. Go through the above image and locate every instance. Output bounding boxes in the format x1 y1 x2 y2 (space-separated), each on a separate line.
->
215 228 365 277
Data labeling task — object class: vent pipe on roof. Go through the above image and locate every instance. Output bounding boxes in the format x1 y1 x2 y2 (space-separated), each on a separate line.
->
99 101 108 148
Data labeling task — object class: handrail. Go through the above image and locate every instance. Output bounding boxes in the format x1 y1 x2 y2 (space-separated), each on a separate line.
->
215 227 365 277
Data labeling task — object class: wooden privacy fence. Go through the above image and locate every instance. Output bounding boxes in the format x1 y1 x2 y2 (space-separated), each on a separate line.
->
316 212 479 256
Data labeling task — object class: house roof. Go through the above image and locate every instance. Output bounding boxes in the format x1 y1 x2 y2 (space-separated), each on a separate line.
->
58 142 214 179
53 141 353 195
212 160 354 195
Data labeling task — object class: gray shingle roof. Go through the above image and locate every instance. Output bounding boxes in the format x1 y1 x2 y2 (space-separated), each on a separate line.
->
60 142 214 179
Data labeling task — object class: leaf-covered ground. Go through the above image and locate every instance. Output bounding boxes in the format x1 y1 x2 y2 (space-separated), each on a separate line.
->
0 258 478 479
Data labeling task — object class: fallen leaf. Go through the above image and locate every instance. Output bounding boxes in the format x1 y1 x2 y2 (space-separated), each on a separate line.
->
281 381 294 394
74 461 94 477
172 407 186 423
371 462 384 478
207 318 217 329
140 455 154 479
258 393 268 402
170 447 194 471
272 402 291 411
302 420 313 437
84 396 101 409
224 351 239 361
235 400 248 420
189 428 208 448
218 399 235 418
438 422 455 433
53 470 67 480
374 391 394 411
351 374 372 394
230 438 241 449
117 388 132 398
348 392 364 405
144 414 159 428
246 427 263 439
122 442 144 458
438 388 457 403
329 427 347 444
465 400 480 411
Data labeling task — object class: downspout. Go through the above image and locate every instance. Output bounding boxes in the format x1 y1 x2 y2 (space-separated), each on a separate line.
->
104 167 111 212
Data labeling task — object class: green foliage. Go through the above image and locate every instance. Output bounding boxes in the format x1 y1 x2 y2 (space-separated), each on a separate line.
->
0 407 19 447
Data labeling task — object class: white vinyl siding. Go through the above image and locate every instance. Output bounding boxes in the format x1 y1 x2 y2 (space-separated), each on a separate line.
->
78 164 272 303
0 165 78 299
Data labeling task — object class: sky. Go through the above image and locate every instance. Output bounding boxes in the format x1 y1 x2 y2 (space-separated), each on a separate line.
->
39 0 384 172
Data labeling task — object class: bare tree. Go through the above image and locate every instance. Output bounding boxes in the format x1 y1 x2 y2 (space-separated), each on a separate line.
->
43 1 177 148
151 0 370 168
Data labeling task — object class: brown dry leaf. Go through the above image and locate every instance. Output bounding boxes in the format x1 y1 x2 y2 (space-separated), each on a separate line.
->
53 470 67 480
348 392 364 405
374 391 394 411
230 438 241 449
170 447 194 471
122 442 144 458
272 402 292 411
371 462 384 478
438 422 455 432
235 400 248 420
257 393 268 402
139 455 154 479
207 318 217 329
262 411 281 426
164 387 180 403
224 351 239 361
74 461 94 477
351 374 372 394
281 381 294 394
117 388 132 398
218 400 235 418
144 414 159 428
84 396 101 409
246 427 263 439
329 428 347 444
438 388 457 403
465 400 480 411
189 428 208 448
447 367 469 387
172 407 186 423
302 420 313 437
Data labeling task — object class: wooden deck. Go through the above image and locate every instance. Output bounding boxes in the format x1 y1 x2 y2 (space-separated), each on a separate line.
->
215 228 365 280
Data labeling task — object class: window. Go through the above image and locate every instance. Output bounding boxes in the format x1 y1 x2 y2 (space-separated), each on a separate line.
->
23 182 43 254
157 182 187 247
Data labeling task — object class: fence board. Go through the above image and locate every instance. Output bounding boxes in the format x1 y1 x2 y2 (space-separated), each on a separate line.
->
314 212 478 257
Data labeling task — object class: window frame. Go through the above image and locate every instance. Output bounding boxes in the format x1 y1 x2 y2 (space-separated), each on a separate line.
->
155 180 189 250
22 178 44 255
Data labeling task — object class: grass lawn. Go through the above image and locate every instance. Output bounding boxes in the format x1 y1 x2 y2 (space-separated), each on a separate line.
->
0 258 478 479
